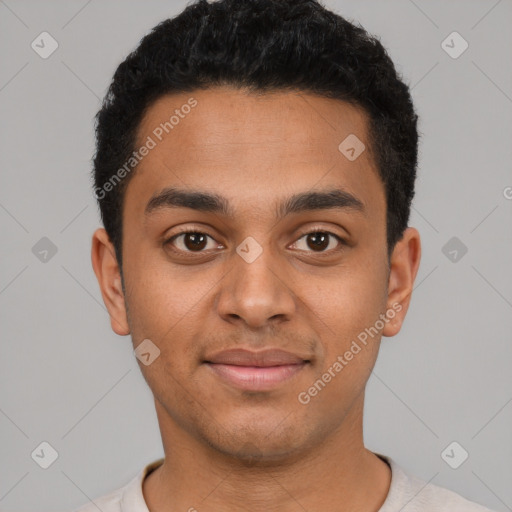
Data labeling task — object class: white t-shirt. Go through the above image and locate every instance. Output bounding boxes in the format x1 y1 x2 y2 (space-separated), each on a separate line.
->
73 453 496 511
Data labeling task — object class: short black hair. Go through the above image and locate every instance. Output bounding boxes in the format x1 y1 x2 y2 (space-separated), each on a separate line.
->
92 0 419 270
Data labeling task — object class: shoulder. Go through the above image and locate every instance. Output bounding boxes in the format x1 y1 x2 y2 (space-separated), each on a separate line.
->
70 459 164 512
72 486 123 512
377 454 496 512
73 488 123 512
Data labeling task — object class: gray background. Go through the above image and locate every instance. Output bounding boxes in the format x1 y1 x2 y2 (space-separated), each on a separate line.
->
1 0 511 510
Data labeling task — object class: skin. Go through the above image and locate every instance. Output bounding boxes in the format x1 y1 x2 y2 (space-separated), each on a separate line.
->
91 86 421 511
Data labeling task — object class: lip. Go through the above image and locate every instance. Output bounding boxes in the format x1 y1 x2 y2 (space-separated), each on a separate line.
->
204 348 310 391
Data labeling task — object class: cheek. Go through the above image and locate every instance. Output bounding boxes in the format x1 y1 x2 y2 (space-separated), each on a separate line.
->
296 341 378 432
123 268 210 384
123 260 215 341
300 265 387 342
134 330 199 408
140 359 197 422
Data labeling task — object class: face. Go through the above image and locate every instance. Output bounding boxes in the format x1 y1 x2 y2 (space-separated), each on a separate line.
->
92 86 420 462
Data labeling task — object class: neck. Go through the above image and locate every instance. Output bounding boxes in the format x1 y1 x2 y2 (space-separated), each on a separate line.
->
143 396 391 512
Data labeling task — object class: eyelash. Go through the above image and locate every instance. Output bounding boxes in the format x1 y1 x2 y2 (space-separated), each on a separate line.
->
164 228 347 255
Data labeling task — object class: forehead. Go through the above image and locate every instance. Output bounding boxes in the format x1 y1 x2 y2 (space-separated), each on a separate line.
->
125 86 385 223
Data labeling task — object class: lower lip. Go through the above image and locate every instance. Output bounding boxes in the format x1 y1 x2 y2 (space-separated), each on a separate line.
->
205 362 307 391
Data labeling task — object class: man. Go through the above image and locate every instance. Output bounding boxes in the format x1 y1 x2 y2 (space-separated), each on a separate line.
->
82 0 496 510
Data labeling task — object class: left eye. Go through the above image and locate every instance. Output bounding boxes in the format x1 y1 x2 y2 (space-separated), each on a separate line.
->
291 231 344 252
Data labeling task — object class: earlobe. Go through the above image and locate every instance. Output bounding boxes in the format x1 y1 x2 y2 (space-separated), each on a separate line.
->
382 227 421 338
91 228 131 336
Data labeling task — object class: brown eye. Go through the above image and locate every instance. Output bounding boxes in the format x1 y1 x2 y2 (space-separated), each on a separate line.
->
182 232 208 251
306 232 329 251
292 231 345 253
166 231 217 253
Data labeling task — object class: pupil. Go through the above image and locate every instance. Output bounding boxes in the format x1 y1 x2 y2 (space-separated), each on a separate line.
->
308 232 328 251
185 233 207 251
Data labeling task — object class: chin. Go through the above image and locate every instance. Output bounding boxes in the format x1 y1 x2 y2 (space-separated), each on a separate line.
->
200 412 314 465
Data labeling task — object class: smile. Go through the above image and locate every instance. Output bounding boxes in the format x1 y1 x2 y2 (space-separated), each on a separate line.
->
203 348 310 391
204 362 308 391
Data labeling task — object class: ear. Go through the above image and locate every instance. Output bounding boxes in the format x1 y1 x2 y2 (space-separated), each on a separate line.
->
91 228 130 336
382 227 421 337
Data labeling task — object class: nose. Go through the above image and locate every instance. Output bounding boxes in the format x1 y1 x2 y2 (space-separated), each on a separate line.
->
215 241 297 330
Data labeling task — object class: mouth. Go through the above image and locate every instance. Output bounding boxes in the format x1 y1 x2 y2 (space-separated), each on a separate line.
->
203 348 310 392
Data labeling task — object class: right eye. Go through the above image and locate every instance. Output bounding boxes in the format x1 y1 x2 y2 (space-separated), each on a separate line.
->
164 230 222 253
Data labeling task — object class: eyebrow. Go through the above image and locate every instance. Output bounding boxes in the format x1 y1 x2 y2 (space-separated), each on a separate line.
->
144 187 366 219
